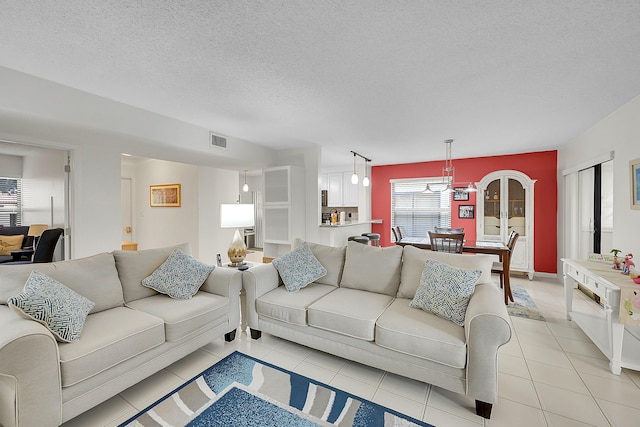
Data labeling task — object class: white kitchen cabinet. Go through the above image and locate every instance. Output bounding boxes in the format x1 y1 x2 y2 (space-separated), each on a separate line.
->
262 166 305 258
476 170 536 279
326 172 358 207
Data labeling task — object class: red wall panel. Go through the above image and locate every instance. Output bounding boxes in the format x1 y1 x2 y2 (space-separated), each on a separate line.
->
370 150 558 274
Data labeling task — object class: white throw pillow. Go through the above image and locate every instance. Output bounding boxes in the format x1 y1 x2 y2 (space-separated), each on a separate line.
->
410 259 481 326
293 238 346 286
8 270 95 343
272 242 328 292
142 248 214 299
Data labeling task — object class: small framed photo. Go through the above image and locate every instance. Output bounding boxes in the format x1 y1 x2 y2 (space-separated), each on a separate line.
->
453 187 470 201
631 158 640 210
150 184 181 207
458 204 475 219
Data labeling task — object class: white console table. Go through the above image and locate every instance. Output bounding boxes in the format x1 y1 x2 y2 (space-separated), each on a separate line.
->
562 258 640 374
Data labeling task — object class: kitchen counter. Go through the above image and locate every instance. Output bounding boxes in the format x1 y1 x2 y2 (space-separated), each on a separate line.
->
318 220 382 246
319 219 383 228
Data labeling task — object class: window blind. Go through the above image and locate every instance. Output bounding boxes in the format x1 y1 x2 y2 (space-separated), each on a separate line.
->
391 178 451 240
0 177 22 226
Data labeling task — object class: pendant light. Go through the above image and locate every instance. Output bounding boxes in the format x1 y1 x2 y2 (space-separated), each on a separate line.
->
351 152 359 184
422 139 476 193
362 159 370 187
242 170 249 192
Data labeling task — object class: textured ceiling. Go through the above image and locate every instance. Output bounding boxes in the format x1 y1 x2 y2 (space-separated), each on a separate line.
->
1 1 640 167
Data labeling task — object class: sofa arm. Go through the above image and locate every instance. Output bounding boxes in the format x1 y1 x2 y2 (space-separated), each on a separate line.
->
241 263 280 330
200 268 243 333
464 283 512 406
0 306 62 427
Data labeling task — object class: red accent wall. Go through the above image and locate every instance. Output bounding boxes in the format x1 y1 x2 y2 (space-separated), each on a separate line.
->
370 150 558 274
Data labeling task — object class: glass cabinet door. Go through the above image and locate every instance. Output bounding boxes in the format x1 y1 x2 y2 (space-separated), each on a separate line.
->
507 178 526 237
483 179 501 236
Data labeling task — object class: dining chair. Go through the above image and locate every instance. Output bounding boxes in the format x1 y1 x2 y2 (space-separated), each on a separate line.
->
434 227 465 234
392 227 399 242
428 231 465 254
394 226 403 240
492 231 519 303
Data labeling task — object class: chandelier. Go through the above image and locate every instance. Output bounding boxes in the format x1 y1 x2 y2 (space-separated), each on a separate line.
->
424 139 477 193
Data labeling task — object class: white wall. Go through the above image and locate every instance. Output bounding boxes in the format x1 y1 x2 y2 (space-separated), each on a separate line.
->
198 167 240 265
558 94 640 269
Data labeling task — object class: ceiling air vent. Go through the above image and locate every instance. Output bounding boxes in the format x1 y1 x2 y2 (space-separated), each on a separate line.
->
210 132 227 149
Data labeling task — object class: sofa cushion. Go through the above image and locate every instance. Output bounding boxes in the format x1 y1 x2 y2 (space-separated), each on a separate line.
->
257 283 336 326
113 243 191 303
272 242 327 292
0 253 124 313
8 271 95 343
126 291 229 341
294 239 346 286
0 234 24 255
58 306 165 387
376 298 467 369
398 245 492 299
340 241 403 296
141 248 214 299
307 288 394 341
410 259 481 326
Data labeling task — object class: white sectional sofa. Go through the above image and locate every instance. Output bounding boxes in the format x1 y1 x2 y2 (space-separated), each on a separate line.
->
242 240 512 419
0 243 242 427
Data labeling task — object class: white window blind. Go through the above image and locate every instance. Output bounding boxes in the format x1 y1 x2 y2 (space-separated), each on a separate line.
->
391 178 451 240
0 177 22 226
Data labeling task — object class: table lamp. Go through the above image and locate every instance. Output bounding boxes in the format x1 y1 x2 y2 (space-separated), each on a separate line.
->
220 204 254 266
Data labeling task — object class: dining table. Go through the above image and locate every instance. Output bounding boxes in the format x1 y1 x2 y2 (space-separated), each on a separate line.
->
396 237 513 304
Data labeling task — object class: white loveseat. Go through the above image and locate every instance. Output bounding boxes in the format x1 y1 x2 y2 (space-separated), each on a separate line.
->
0 243 242 427
242 240 512 419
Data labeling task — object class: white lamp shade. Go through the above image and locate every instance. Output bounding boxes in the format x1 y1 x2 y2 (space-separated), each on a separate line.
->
220 204 255 228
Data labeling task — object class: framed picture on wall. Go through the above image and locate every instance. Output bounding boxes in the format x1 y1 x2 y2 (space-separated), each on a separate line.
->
631 158 640 210
150 184 181 207
453 187 470 201
458 204 475 219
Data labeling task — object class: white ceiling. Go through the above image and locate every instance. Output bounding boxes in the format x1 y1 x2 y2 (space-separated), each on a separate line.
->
1 1 640 168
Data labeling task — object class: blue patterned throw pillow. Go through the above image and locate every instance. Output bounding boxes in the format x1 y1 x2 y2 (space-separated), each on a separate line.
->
410 258 481 326
142 248 215 299
8 270 95 343
272 242 328 292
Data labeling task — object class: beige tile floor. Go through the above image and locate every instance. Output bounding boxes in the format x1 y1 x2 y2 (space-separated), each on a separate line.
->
62 274 640 427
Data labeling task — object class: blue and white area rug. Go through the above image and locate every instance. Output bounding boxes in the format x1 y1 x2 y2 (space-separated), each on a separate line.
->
507 285 545 321
120 351 435 427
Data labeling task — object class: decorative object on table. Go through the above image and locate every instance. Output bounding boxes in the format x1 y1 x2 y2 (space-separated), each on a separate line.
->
220 203 254 266
506 285 545 321
119 351 434 427
622 253 635 275
458 204 475 219
611 248 622 269
630 157 640 210
149 183 181 207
